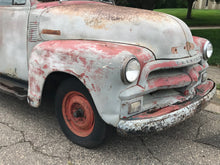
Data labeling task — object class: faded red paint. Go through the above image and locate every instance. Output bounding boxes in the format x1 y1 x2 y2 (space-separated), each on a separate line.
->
29 39 148 103
34 59 40 65
35 40 154 88
193 36 207 53
136 84 145 90
79 73 90 82
43 64 49 69
37 40 153 63
149 61 178 71
197 81 214 96
62 91 95 137
188 69 199 82
184 90 189 96
91 84 96 92
138 60 189 87
188 64 204 82
193 65 203 72
135 52 155 70
129 80 214 120
33 68 44 75
148 74 191 89
65 69 77 75
29 77 35 90
129 104 189 119
94 68 103 75
36 1 99 9
176 95 186 101
30 0 38 6
36 85 40 93
140 105 185 118
79 56 87 66
29 76 38 97
79 73 85 78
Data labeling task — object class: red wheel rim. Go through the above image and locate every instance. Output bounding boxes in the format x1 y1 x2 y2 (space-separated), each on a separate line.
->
62 91 94 137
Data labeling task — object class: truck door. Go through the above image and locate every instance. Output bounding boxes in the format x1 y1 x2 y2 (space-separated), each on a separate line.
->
0 0 30 81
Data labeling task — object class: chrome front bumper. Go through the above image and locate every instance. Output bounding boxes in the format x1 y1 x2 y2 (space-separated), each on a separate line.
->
117 80 216 134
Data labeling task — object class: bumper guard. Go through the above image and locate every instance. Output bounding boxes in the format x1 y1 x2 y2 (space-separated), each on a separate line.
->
117 80 216 134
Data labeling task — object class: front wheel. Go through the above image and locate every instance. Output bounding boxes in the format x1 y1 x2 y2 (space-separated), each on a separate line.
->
55 79 108 148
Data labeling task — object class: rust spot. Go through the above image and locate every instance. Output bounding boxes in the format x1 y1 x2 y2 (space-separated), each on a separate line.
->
184 90 189 96
41 29 61 35
171 47 178 54
186 42 195 51
46 3 171 30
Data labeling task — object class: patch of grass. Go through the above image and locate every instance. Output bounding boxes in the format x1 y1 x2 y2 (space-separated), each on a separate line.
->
217 84 220 90
191 29 220 66
155 9 220 27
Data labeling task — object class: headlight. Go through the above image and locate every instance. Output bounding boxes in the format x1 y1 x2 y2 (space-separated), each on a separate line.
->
121 58 141 84
203 41 213 60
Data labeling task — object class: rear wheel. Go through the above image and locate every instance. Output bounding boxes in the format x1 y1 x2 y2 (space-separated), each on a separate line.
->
55 79 108 148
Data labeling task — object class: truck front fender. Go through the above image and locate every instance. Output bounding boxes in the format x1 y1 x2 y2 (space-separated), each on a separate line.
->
28 40 154 126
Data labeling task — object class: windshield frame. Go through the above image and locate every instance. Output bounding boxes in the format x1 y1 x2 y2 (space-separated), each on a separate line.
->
36 0 115 5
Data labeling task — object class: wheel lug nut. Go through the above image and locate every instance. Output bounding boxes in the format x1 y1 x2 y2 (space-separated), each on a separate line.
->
73 109 84 118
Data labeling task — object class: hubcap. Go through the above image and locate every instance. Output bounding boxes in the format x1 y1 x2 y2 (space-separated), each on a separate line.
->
62 91 94 137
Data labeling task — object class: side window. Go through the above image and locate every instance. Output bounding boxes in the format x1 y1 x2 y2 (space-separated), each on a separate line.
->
14 0 25 5
0 0 12 5
0 0 25 5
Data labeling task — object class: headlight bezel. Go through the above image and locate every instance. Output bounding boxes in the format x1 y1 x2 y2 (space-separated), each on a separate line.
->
121 57 141 84
203 41 213 60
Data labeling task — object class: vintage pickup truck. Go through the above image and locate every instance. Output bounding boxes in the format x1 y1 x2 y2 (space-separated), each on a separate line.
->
0 0 216 148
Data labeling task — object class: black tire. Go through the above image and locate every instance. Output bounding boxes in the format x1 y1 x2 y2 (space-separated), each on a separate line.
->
55 78 108 148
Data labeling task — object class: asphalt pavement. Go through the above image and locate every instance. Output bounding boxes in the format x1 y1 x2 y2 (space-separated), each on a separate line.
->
0 66 220 165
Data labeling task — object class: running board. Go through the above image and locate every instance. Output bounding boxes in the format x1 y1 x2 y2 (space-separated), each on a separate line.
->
0 75 28 100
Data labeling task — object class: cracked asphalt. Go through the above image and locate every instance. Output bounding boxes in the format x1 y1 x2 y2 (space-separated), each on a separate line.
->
0 67 220 165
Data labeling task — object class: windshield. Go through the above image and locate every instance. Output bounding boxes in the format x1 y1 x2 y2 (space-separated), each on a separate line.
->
38 0 115 4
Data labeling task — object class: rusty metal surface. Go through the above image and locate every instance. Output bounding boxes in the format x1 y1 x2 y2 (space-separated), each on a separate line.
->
120 54 205 102
41 29 61 35
117 80 216 134
193 36 207 53
27 40 154 126
0 0 215 130
34 2 194 60
0 76 27 99
137 54 202 88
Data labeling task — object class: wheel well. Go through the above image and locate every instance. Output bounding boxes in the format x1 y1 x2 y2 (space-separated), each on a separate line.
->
40 72 87 108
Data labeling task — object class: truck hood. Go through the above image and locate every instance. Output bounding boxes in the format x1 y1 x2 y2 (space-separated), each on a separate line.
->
38 2 194 59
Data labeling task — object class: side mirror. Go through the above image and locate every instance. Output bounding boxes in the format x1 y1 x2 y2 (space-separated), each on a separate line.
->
13 0 25 5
